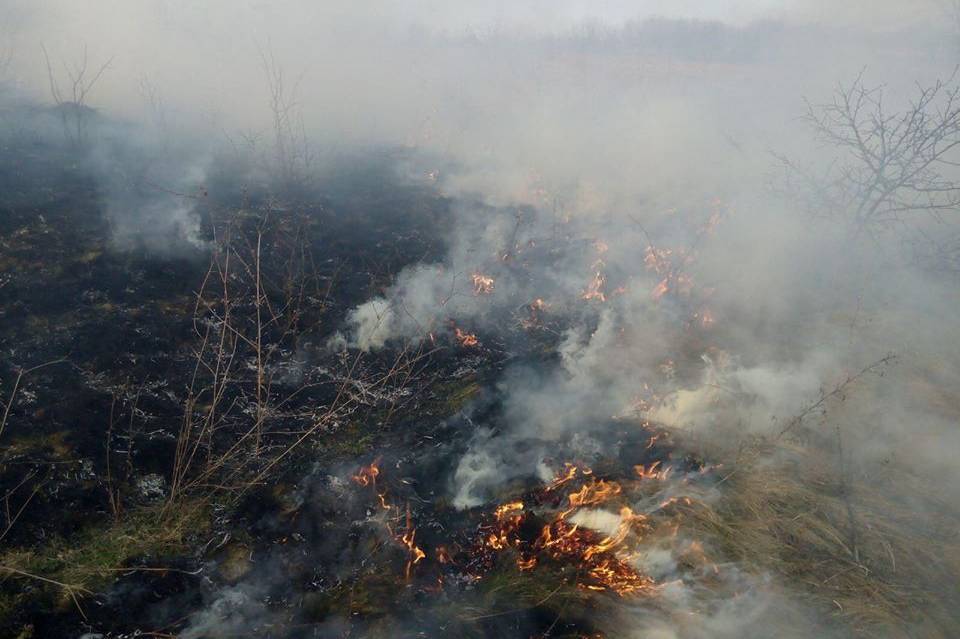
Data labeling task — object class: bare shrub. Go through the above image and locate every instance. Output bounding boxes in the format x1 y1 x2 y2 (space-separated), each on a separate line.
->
165 207 427 513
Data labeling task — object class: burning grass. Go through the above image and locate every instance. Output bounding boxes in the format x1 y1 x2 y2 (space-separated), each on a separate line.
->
337 421 726 636
333 393 960 638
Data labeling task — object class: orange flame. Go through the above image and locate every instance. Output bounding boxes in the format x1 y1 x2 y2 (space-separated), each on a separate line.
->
582 271 607 302
480 471 658 596
521 298 551 330
651 278 669 300
454 327 479 347
402 507 426 580
495 501 525 519
353 462 429 582
471 272 495 295
657 496 694 511
564 479 622 512
644 246 673 275
545 462 590 491
634 461 672 481
351 458 381 487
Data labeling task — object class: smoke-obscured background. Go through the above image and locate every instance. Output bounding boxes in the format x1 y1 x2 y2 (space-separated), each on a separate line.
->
3 1 960 636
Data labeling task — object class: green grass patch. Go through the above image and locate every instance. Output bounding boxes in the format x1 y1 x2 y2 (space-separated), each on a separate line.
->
0 498 209 615
324 418 377 455
431 379 481 414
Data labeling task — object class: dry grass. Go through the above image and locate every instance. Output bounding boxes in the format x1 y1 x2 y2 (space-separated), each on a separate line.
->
683 437 960 638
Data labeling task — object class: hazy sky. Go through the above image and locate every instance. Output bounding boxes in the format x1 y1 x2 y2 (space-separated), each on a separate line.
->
415 0 943 30
0 0 946 40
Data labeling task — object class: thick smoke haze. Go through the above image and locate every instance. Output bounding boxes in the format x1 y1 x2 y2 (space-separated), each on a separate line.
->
3 1 960 637
1 1 952 143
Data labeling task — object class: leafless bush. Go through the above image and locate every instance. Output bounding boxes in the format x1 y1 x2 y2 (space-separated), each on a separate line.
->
165 208 428 513
40 43 112 148
777 71 960 269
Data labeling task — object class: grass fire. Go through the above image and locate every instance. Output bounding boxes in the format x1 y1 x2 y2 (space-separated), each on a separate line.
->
1 2 960 638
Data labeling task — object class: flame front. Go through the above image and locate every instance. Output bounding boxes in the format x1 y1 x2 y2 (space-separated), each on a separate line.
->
478 466 657 596
350 445 706 599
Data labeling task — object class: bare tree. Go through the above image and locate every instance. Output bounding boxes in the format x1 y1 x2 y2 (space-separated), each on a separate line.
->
258 44 312 186
40 43 112 147
779 71 960 269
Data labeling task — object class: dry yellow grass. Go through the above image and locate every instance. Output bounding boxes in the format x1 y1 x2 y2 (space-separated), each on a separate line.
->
682 436 960 638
